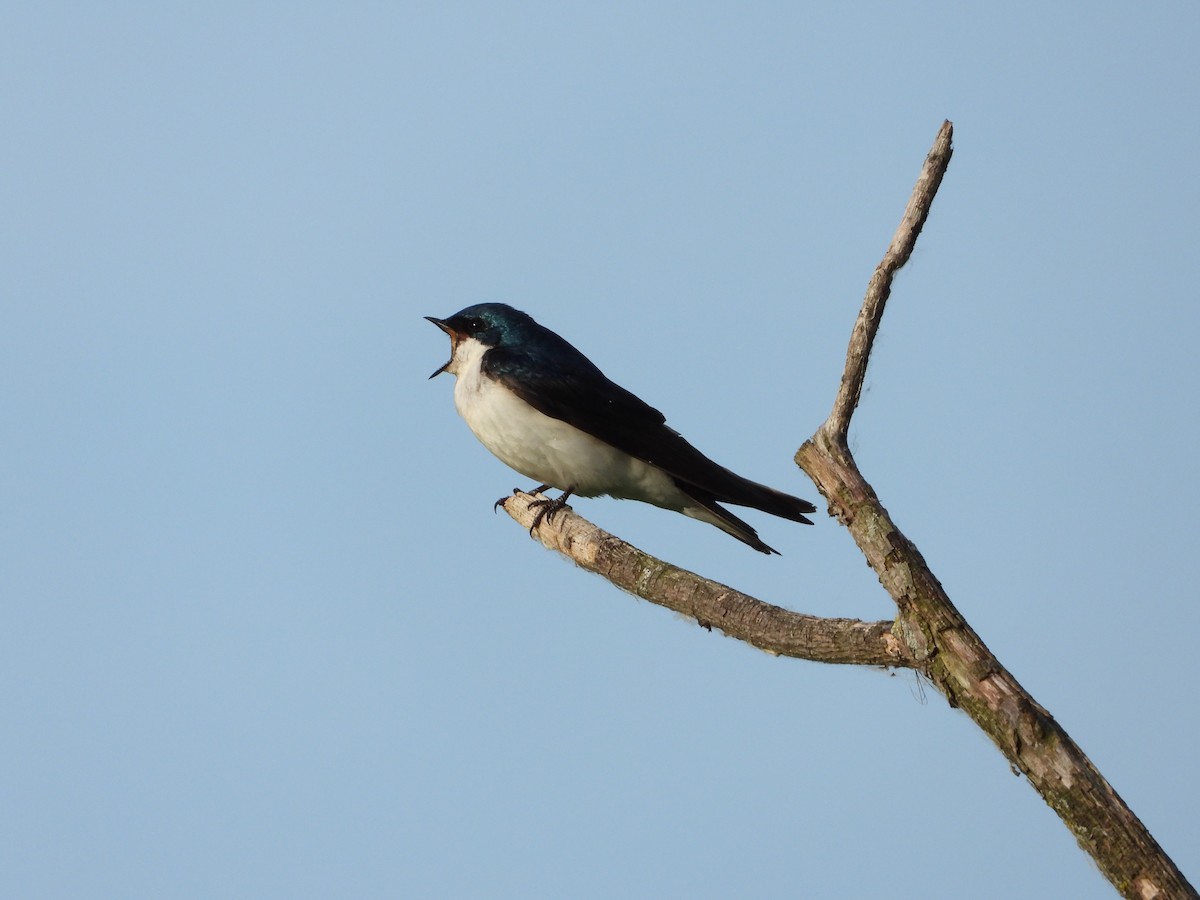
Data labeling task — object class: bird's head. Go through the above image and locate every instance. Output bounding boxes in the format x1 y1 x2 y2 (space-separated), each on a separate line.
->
425 303 534 378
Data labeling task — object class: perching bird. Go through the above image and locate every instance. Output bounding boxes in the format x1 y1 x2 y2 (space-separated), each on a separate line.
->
426 303 816 553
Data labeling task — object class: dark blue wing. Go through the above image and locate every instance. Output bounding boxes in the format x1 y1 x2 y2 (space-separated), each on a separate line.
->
482 344 815 523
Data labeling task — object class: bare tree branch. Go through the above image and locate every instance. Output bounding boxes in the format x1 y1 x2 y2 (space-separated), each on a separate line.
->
501 492 907 667
795 119 1195 900
827 119 954 438
499 119 1194 898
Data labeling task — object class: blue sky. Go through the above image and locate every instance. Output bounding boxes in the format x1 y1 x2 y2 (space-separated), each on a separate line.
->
3 3 1197 897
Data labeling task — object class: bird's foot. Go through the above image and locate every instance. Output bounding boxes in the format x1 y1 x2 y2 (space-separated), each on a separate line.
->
494 484 552 514
526 487 575 535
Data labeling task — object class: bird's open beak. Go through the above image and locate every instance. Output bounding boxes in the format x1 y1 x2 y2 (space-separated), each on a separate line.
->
425 316 456 378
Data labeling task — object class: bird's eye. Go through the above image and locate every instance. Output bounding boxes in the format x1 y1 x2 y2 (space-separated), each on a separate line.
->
466 317 484 332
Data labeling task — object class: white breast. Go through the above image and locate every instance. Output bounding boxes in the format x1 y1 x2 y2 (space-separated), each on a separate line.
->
446 337 681 503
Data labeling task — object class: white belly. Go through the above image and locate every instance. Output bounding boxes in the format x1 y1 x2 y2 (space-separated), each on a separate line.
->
438 335 755 542
450 356 677 505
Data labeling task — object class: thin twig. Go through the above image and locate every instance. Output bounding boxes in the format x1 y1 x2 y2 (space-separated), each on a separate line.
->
826 119 954 440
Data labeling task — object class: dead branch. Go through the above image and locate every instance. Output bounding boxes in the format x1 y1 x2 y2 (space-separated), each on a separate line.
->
502 492 906 667
500 120 1194 899
794 119 1194 900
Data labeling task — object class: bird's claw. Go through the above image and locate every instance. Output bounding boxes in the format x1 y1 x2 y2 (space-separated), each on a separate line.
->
493 488 523 513
527 495 572 533
492 484 572 535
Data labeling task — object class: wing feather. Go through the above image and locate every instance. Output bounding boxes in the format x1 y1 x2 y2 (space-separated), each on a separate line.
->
482 345 815 523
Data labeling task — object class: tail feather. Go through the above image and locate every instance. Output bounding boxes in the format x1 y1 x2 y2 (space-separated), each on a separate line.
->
727 478 817 525
686 501 777 556
673 468 816 526
679 485 780 554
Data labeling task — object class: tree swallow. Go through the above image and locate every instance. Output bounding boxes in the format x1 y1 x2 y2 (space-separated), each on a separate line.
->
426 303 816 553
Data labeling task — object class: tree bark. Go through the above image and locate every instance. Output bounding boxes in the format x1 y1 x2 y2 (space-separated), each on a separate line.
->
499 120 1195 899
501 491 907 667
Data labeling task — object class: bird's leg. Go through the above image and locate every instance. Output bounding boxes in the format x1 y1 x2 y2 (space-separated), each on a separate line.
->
527 486 576 534
494 484 552 512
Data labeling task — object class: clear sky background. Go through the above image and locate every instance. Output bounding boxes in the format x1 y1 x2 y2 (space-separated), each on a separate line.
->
3 3 1197 897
